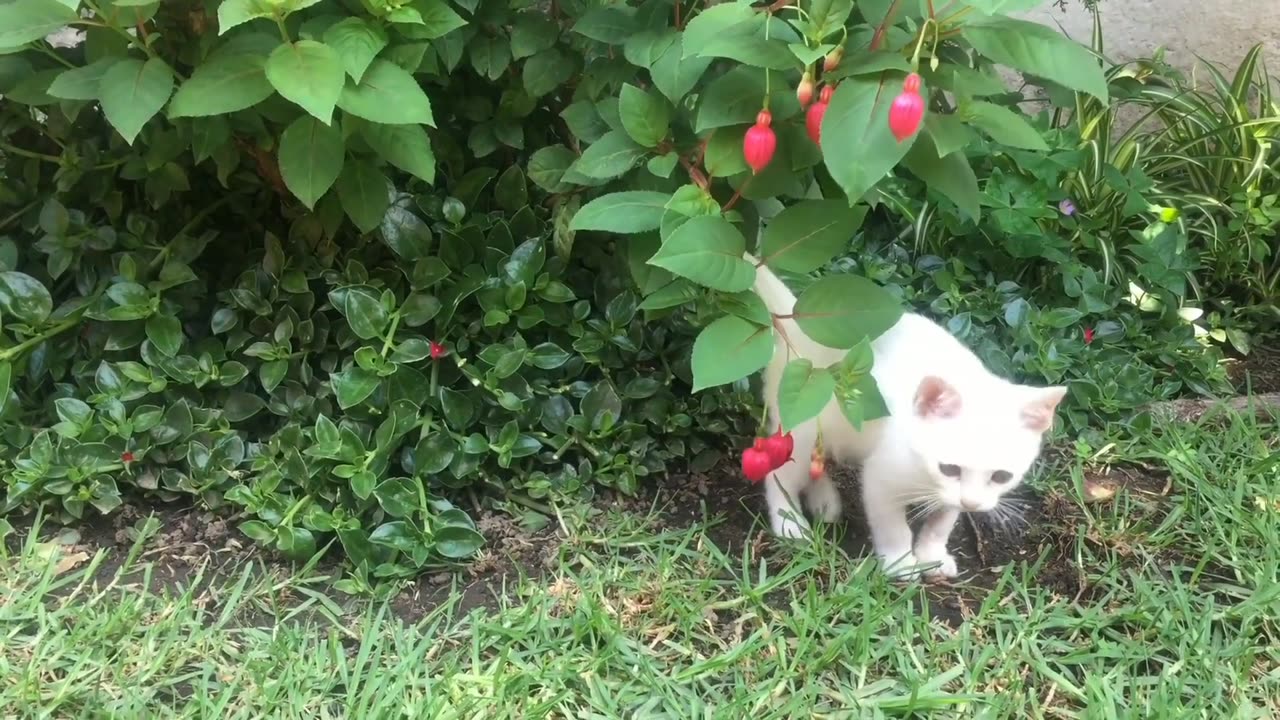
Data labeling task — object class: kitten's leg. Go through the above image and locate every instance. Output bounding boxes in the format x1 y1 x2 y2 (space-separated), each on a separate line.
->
861 454 919 576
804 474 842 524
914 508 960 579
765 426 816 539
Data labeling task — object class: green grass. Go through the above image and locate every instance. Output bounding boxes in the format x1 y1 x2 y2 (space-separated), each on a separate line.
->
2 411 1278 718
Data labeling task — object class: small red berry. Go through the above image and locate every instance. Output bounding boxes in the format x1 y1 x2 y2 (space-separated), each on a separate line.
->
762 428 794 469
796 71 815 107
121 451 135 463
888 73 925 143
743 110 777 174
742 446 773 483
823 46 844 73
1083 327 1095 345
429 341 447 359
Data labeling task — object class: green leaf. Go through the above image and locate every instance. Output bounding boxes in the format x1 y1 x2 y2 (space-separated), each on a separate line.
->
440 387 475 430
494 166 528 213
836 373 889 430
792 275 902 349
901 131 980 221
333 367 380 409
470 35 511 81
522 48 574 98
691 315 773 392
681 2 755 50
435 525 484 558
266 40 344 124
47 58 118 101
278 115 345 209
570 191 669 233
339 287 390 339
806 0 854 40
963 18 1108 102
337 160 392 234
822 72 914 204
0 271 52 325
324 17 388 83
0 0 79 49
650 32 712 104
777 359 836 430
399 0 467 40
169 53 274 117
338 59 435 126
618 83 670 148
760 200 867 273
695 65 800 133
648 215 755 293
922 113 975 157
511 12 559 60
959 100 1049 150
144 314 183 357
572 7 635 44
527 145 575 193
99 58 174 145
567 131 644 180
697 35 798 71
216 0 276 35
360 122 436 184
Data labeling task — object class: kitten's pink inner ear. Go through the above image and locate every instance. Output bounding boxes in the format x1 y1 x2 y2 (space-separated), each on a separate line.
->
1022 386 1068 432
915 376 961 418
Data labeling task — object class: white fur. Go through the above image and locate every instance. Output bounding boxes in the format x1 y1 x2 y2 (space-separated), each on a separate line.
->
751 259 1066 579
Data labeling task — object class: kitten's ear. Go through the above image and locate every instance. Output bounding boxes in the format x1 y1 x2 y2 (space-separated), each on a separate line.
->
1022 386 1067 432
915 376 962 419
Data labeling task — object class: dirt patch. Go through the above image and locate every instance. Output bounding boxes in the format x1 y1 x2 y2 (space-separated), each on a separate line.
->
4 452 1177 630
1227 344 1280 394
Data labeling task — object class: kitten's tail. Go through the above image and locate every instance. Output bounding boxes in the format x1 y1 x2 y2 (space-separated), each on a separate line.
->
745 253 799 318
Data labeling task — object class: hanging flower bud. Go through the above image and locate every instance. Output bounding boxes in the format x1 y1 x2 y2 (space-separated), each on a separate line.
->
888 73 925 143
805 85 834 146
823 45 844 73
742 110 777 174
796 70 815 107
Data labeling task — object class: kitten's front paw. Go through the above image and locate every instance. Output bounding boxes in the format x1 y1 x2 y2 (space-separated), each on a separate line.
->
804 479 843 523
914 546 959 580
771 512 811 540
878 551 923 579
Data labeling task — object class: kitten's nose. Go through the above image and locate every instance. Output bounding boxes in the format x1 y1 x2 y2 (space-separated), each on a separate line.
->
960 499 981 512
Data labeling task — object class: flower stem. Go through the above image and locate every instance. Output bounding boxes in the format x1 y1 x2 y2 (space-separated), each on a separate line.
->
0 317 82 363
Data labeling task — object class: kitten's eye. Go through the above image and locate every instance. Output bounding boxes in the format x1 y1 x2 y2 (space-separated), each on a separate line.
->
938 463 962 478
991 470 1014 484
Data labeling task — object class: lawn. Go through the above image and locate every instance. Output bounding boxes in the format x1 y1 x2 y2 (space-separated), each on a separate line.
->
2 408 1278 718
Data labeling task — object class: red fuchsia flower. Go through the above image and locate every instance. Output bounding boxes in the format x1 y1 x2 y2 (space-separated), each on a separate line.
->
121 451 135 463
806 85 834 145
429 341 447 359
1083 327 1095 345
796 71 815 107
762 427 794 469
742 110 777 174
888 73 925 143
823 45 844 73
742 438 773 483
1059 198 1077 216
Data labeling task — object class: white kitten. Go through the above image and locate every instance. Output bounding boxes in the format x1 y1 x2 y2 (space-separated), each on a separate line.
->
751 261 1066 579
